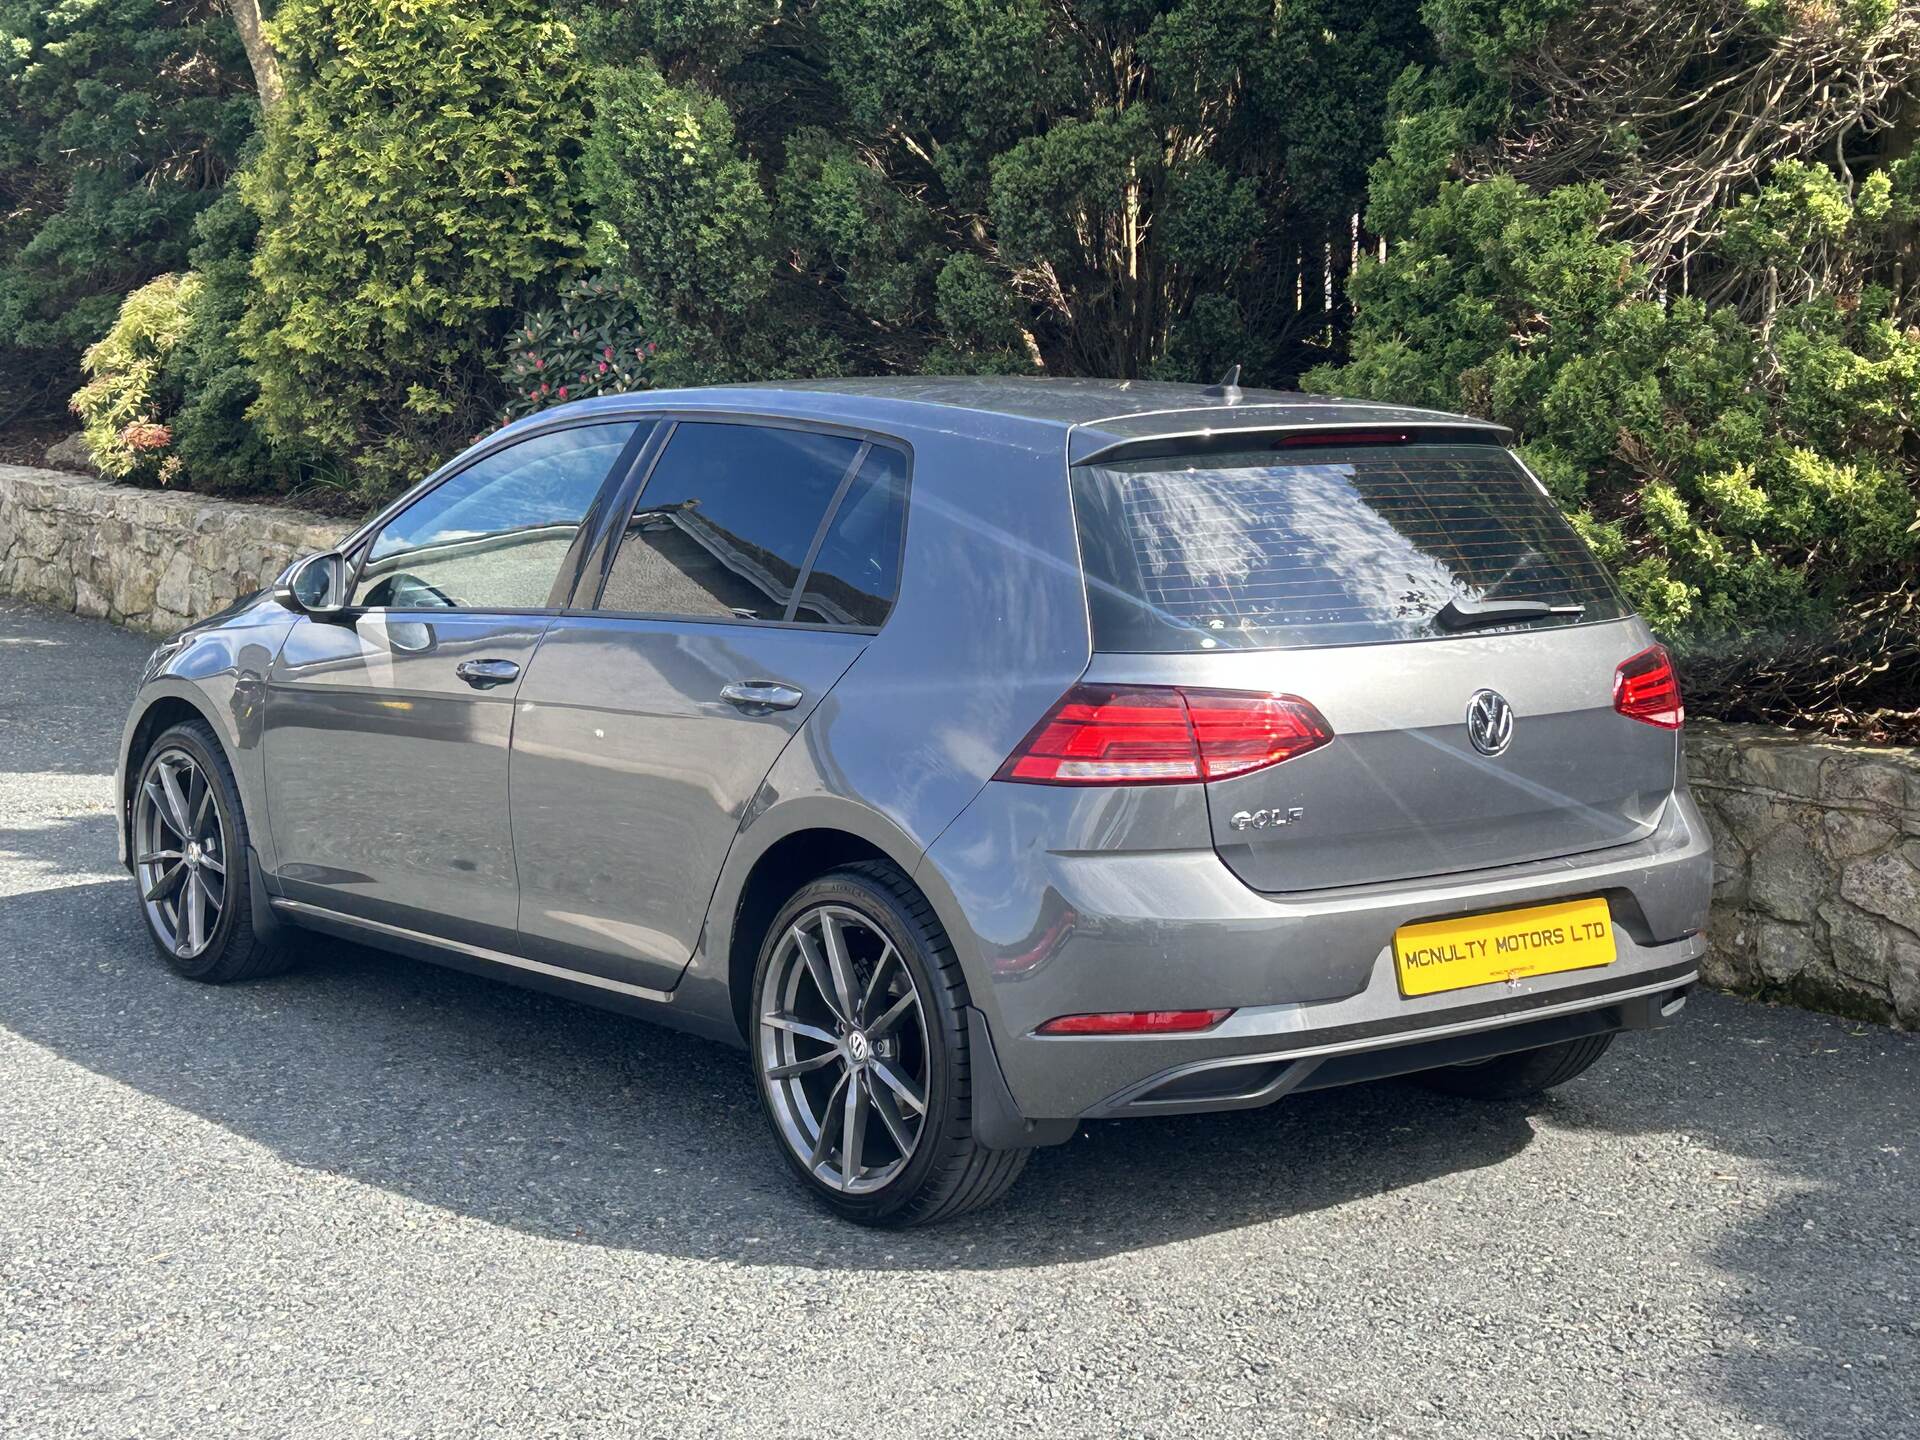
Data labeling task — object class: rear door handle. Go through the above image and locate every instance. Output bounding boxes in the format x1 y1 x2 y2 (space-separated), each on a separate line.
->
720 680 804 711
455 658 521 690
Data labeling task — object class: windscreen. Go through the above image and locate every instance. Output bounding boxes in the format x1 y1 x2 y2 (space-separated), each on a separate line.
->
1072 442 1627 652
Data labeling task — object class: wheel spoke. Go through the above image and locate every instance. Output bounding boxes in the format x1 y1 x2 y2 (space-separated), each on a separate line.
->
761 1012 840 1048
839 1067 868 1190
190 770 213 835
156 762 193 837
808 1070 851 1171
867 988 918 1038
817 912 860 1023
867 1074 916 1154
792 928 847 1026
182 871 207 953
135 849 182 867
145 780 181 838
766 1049 840 1081
143 861 186 903
857 943 898 1025
871 1058 926 1116
197 847 226 876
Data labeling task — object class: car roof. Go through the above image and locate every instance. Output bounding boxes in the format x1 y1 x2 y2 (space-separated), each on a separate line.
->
519 375 1509 465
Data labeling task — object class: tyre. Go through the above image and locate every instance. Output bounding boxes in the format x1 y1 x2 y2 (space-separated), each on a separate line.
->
1413 1031 1615 1101
750 861 1028 1226
131 719 299 983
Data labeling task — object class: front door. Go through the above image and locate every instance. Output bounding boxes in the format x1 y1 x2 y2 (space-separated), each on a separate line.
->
510 421 910 991
263 420 642 944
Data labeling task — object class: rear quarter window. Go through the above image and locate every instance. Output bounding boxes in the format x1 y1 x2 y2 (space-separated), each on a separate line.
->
1072 442 1627 651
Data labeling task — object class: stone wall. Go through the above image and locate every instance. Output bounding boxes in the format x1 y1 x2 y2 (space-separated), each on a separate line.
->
0 464 340 634
4 464 1918 1028
1687 725 1920 1028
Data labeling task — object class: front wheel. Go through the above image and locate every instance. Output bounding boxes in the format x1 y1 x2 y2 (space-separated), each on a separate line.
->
131 720 298 982
1413 1031 1615 1101
750 862 1027 1226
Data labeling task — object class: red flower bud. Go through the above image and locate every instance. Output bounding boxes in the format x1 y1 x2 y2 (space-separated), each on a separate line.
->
557 386 568 398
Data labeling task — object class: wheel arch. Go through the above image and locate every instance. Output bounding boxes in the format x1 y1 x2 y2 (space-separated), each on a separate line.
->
706 796 954 1043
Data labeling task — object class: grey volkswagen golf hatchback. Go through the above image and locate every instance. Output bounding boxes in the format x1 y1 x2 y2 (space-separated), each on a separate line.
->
116 377 1712 1225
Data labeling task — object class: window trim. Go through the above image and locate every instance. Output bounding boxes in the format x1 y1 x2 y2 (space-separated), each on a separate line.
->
341 416 657 618
579 414 913 635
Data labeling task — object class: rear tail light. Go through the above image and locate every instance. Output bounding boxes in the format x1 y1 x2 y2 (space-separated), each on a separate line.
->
995 684 1333 786
1614 644 1684 729
1037 1009 1234 1036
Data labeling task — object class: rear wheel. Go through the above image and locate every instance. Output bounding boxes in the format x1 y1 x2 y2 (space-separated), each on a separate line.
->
132 720 298 982
1413 1032 1615 1100
750 862 1027 1226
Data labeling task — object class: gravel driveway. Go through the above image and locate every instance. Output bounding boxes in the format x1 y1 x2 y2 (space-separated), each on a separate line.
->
2 597 1916 1439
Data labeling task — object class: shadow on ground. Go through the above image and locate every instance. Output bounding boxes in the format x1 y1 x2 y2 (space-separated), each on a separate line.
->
0 866 1550 1271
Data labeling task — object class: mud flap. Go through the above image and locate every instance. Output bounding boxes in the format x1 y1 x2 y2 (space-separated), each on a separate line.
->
965 1006 1077 1150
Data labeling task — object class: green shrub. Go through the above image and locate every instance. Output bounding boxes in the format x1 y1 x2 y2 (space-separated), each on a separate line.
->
499 276 660 422
165 188 302 495
69 273 200 482
239 0 591 501
0 0 255 409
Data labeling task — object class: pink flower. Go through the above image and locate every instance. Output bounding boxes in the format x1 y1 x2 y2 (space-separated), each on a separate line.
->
646 342 657 355
603 346 613 360
598 361 608 373
557 386 568 399
534 357 544 369
541 382 549 395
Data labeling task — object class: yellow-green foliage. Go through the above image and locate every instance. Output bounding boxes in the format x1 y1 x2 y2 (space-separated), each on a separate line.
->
239 0 590 498
70 272 201 481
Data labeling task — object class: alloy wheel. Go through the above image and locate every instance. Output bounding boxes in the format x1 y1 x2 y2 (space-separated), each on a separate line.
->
134 747 228 960
758 903 931 1194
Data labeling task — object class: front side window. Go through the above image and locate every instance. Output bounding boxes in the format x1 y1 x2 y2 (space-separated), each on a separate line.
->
353 422 639 609
598 422 864 622
1073 442 1627 651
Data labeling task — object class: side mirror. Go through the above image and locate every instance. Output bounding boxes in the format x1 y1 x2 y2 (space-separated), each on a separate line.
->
274 551 350 619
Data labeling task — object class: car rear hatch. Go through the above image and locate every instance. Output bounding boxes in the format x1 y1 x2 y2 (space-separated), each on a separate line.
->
1068 431 1681 894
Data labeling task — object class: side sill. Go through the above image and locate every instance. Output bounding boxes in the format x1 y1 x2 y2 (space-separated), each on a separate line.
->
269 898 676 1004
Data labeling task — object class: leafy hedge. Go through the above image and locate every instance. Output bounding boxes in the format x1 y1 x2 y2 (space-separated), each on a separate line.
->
238 0 592 502
3 0 1916 727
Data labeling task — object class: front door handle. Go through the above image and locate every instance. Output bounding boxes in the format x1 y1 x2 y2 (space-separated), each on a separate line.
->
455 658 521 690
720 680 804 712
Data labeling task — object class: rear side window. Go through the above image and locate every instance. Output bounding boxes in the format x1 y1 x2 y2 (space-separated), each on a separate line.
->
793 445 908 627
1072 443 1626 652
598 422 862 622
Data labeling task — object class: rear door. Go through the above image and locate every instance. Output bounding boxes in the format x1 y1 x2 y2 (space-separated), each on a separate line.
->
1070 437 1676 893
509 421 910 991
263 421 642 941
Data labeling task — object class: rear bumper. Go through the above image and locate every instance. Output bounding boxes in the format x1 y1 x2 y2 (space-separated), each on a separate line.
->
1082 954 1695 1118
919 785 1714 1128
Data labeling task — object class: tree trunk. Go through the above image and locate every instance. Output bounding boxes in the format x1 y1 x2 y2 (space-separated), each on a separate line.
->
228 0 283 110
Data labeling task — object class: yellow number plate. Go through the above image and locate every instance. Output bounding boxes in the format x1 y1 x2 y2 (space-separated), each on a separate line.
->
1393 897 1616 997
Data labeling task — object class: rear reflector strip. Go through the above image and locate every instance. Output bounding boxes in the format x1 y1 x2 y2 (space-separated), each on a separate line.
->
995 684 1333 786
1614 643 1684 729
1037 1009 1235 1036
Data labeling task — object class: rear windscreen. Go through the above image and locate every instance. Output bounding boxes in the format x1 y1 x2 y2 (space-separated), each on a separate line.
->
1072 443 1627 651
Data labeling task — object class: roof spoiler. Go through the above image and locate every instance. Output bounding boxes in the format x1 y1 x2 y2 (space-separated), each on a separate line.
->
1071 418 1514 468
